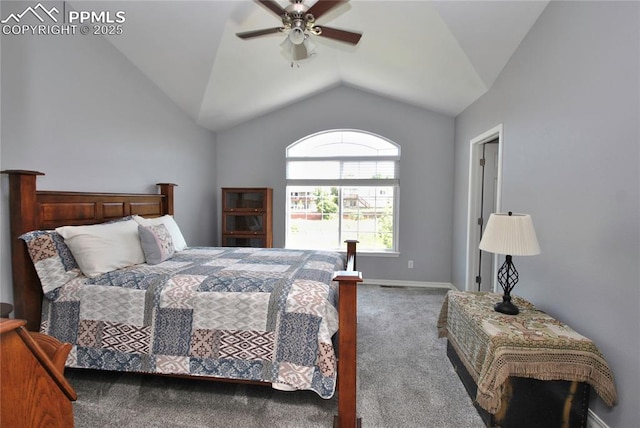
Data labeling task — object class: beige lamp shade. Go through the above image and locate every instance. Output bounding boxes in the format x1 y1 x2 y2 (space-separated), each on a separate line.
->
479 213 541 256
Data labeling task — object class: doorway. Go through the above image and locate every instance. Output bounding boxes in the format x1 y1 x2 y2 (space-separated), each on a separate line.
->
477 141 499 291
465 125 504 291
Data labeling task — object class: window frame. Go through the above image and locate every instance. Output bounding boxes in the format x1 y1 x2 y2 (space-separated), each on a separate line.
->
285 129 400 253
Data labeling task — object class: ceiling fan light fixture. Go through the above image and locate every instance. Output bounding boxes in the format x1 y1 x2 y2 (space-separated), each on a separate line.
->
303 37 316 56
288 21 306 45
280 33 316 64
292 43 308 61
281 36 311 62
289 27 305 45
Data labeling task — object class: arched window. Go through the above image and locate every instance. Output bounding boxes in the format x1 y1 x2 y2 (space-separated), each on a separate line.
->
286 129 400 252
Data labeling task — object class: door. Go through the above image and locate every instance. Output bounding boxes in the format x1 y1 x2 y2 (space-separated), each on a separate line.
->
476 141 499 291
465 124 503 292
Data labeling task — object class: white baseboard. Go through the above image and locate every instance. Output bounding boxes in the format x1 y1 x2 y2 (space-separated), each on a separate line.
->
361 279 455 289
587 410 609 428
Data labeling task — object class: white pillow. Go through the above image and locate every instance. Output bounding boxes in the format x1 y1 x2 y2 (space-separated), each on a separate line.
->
56 219 145 277
133 215 187 251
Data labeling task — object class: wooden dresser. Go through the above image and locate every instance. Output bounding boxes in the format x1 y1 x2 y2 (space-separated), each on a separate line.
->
0 319 77 428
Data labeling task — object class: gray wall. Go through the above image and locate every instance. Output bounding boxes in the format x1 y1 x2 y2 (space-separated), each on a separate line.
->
452 2 639 426
217 85 455 283
0 3 218 305
3 0 637 425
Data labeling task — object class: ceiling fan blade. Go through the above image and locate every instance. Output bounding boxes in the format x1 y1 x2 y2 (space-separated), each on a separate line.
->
236 27 283 39
306 0 348 20
256 0 286 18
316 26 362 45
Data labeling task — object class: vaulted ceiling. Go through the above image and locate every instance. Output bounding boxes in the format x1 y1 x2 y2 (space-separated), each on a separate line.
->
78 1 549 132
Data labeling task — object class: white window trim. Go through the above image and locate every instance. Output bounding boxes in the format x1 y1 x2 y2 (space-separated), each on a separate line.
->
285 129 400 252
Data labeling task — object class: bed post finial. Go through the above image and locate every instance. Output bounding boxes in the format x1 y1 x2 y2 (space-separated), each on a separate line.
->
157 183 177 216
1 170 45 330
345 240 358 270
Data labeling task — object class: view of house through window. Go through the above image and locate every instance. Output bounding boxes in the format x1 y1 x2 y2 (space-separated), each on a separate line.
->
286 130 400 252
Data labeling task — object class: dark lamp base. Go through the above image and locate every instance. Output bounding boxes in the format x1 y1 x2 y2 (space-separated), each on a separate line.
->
494 299 519 315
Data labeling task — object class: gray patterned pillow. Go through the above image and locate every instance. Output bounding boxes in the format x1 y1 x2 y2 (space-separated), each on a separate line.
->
20 230 81 294
138 224 175 265
20 216 136 294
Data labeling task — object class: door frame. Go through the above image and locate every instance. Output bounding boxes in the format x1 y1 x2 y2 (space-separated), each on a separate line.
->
464 124 504 291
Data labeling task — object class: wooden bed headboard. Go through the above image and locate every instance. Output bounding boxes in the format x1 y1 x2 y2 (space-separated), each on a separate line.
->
1 170 177 330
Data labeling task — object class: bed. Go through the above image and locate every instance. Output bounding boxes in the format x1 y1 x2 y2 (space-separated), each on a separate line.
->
2 170 363 428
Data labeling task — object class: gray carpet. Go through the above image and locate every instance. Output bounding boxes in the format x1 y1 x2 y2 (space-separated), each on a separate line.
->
68 285 484 427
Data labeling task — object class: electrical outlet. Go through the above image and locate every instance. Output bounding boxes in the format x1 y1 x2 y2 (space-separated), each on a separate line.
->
408 260 414 269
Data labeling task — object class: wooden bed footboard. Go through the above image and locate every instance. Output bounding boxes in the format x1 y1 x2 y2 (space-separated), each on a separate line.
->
2 170 363 428
333 241 363 428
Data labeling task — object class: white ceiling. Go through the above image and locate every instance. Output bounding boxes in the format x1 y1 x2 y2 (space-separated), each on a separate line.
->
80 1 549 132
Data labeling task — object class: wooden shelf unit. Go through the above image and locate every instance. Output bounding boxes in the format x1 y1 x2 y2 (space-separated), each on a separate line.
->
221 188 272 248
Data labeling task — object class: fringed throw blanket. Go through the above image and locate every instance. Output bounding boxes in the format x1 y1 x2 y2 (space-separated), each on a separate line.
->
437 291 617 414
40 247 344 398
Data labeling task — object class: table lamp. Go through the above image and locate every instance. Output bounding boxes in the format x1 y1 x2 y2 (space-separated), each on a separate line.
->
478 212 540 315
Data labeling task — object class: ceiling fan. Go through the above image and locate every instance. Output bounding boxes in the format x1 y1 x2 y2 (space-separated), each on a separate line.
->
236 0 362 62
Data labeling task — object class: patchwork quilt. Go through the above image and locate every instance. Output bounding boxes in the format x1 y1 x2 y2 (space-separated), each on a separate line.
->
40 247 345 398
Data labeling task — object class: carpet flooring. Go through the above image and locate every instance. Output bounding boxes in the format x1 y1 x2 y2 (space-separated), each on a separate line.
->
68 285 484 427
